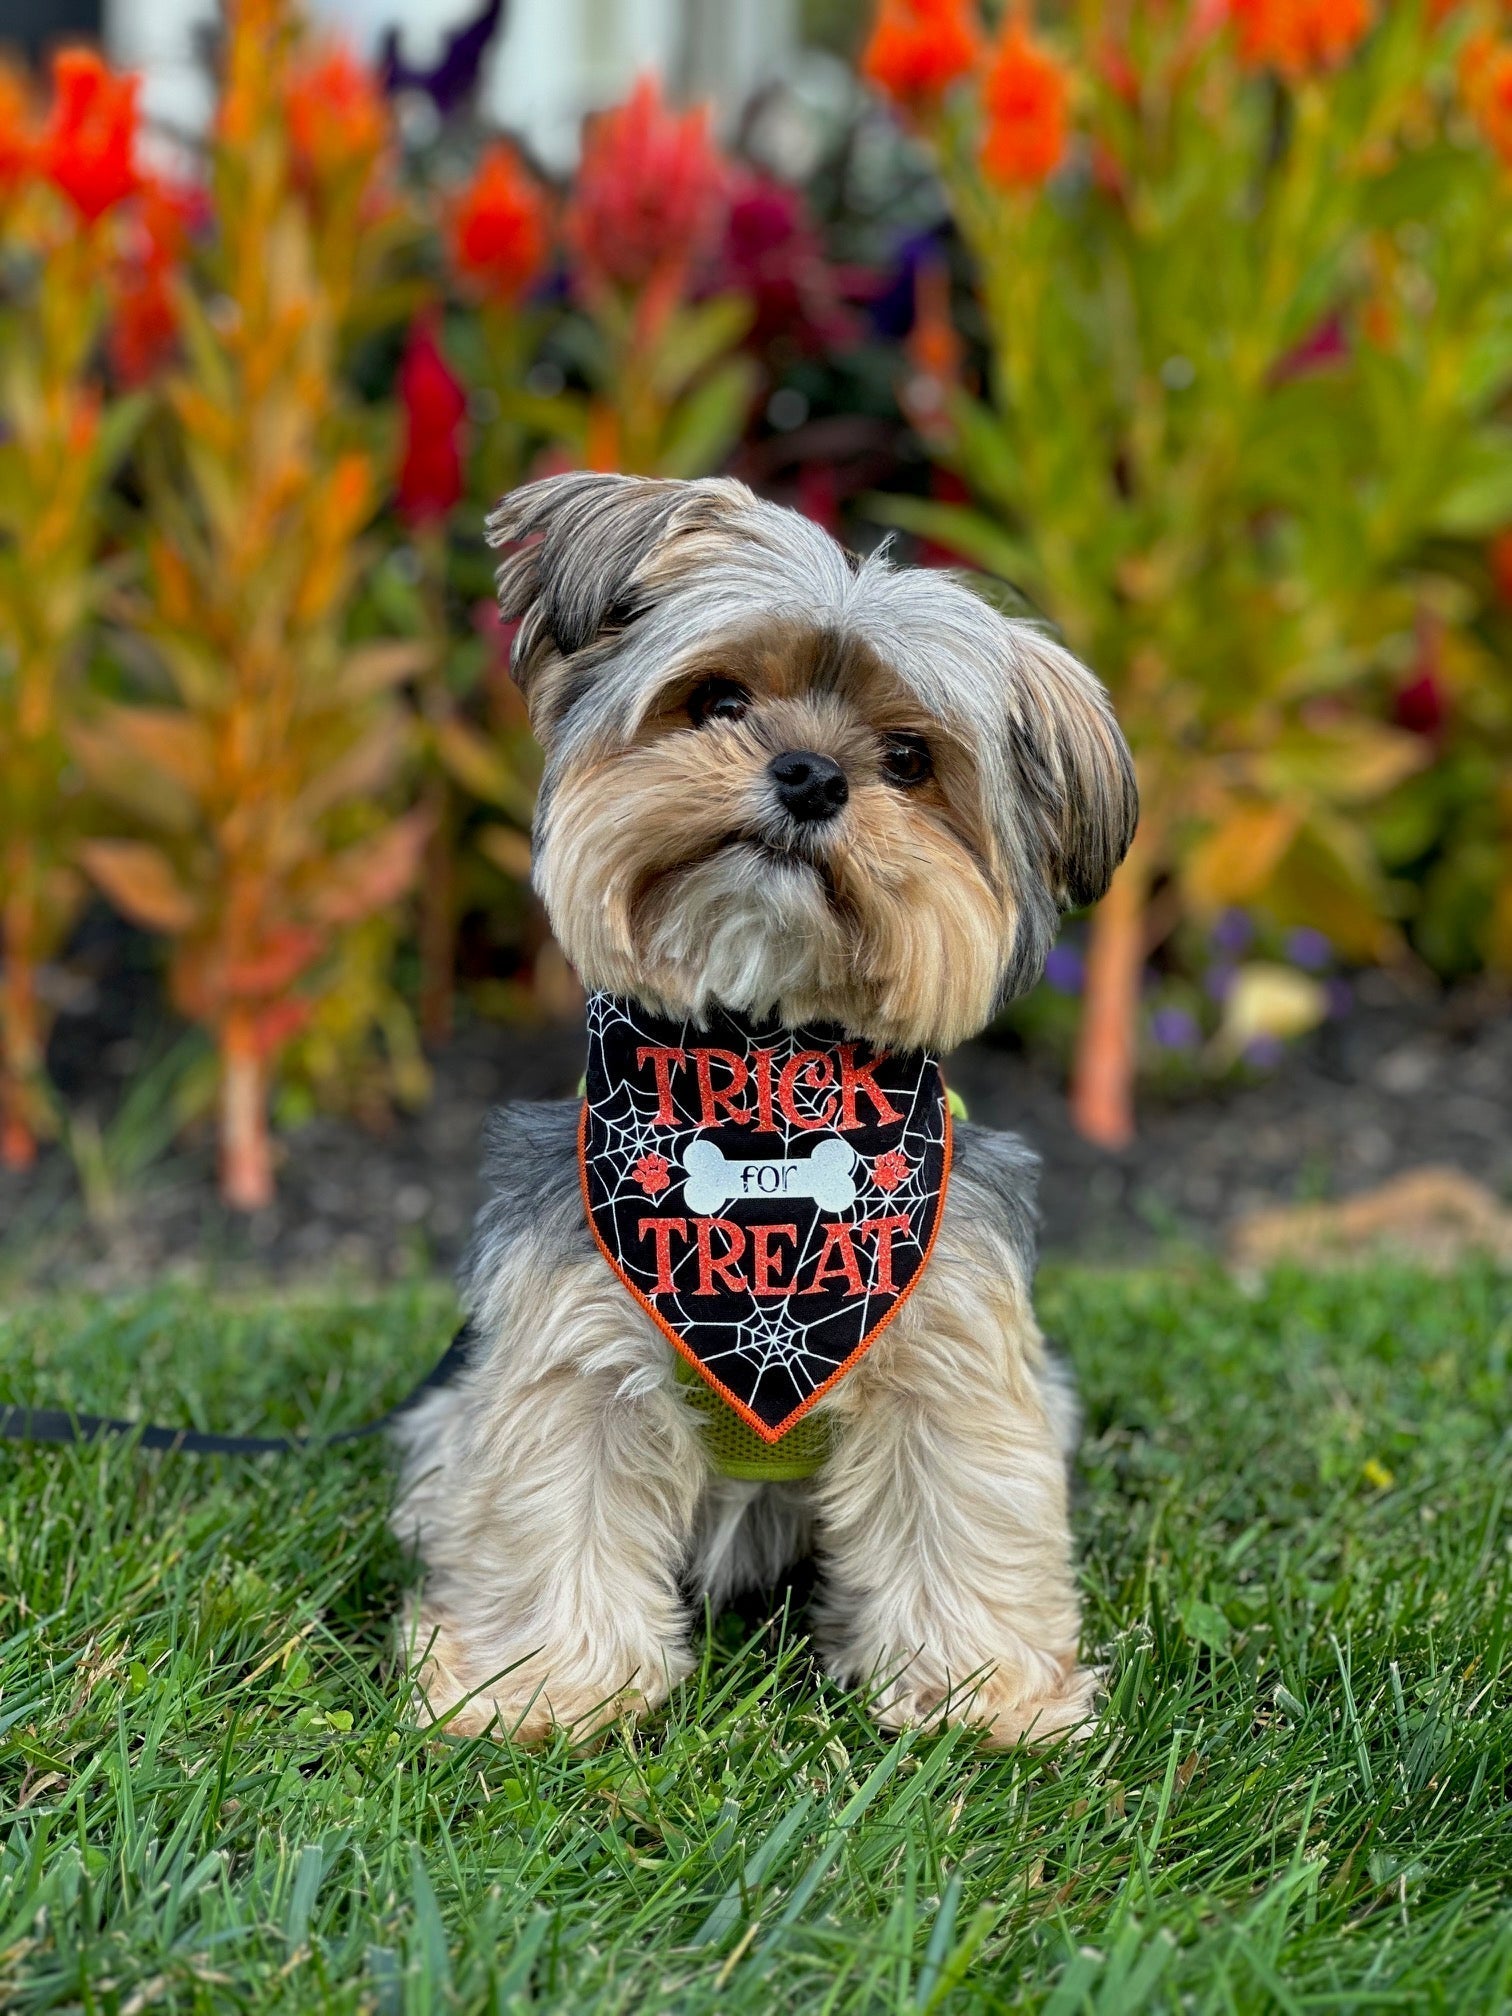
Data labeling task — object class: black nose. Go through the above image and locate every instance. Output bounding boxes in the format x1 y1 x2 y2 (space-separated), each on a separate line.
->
768 749 849 825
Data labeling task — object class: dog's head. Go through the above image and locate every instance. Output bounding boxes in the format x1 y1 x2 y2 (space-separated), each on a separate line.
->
491 473 1136 1051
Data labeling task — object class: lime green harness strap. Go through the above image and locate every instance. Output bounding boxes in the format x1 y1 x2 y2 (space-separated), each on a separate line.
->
673 1356 832 1482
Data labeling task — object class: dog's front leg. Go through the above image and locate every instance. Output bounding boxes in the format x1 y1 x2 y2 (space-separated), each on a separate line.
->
813 1269 1099 1748
394 1270 707 1743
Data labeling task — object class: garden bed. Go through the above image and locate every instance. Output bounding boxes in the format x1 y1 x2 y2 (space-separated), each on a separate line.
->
3 965 1508 1288
1 1269 1507 2010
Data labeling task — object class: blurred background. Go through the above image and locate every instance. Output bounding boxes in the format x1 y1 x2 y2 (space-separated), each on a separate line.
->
2 0 1510 1283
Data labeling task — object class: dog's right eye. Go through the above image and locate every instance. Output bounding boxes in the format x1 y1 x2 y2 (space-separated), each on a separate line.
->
688 677 751 727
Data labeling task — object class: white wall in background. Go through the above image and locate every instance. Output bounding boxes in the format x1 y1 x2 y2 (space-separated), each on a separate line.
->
104 0 796 165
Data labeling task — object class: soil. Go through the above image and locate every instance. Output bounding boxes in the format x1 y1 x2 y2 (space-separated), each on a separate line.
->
3 943 1509 1291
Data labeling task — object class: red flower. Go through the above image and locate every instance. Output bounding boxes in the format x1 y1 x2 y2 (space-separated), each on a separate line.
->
872 1148 911 1193
0 63 34 200
396 315 469 527
980 21 1070 188
566 75 727 296
284 43 388 191
862 0 982 114
718 172 856 355
1463 32 1512 165
449 142 550 303
1230 0 1373 75
632 1152 672 1198
109 178 200 385
40 48 140 223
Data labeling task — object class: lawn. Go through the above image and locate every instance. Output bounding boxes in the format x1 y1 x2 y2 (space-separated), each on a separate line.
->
0 1267 1508 2013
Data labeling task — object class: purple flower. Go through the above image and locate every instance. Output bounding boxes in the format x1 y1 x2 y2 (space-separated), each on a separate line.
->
1043 944 1084 995
1151 1007 1201 1051
1211 909 1254 957
1285 927 1332 972
1204 963 1235 1003
1243 1035 1285 1070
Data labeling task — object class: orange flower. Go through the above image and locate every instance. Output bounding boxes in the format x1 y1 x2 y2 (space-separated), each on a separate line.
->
566 75 727 296
449 142 550 303
980 20 1070 188
1462 31 1512 164
284 42 388 191
1230 0 1373 76
862 0 982 114
0 62 34 199
39 48 139 223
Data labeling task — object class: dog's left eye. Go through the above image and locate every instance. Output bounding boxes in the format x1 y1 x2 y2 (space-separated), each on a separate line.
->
688 677 751 727
880 733 933 788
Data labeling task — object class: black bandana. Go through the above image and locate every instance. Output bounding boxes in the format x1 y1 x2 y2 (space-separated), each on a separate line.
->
579 992 952 1442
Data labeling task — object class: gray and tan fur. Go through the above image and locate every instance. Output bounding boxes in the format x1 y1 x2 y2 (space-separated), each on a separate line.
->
393 473 1136 1746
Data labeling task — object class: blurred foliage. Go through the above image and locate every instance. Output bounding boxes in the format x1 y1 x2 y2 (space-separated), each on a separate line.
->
73 0 430 1208
0 54 150 1170
1 0 1511 1204
862 0 1512 1141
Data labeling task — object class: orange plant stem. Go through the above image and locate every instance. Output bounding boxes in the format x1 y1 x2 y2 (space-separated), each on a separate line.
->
220 1012 273 1211
1 875 41 1170
1069 850 1148 1151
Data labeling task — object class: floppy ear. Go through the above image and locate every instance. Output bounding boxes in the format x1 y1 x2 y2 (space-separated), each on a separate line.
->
487 472 745 729
1004 628 1138 910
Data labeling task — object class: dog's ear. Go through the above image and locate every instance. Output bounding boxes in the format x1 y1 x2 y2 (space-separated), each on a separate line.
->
487 473 745 728
1004 628 1138 911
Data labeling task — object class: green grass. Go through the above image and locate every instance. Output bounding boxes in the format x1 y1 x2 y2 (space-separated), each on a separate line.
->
1 1268 1508 2013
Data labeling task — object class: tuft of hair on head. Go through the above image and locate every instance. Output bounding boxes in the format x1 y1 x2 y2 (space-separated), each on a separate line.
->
487 472 752 732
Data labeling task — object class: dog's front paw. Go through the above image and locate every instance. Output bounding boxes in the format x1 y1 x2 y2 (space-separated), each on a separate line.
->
971 1660 1103 1747
868 1656 1103 1749
400 1602 691 1744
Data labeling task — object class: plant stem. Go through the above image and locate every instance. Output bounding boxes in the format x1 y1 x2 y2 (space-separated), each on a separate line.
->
220 1015 272 1211
0 875 41 1170
1070 848 1148 1151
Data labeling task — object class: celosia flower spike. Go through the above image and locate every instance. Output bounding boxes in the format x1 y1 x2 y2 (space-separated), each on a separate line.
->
284 42 388 191
0 62 34 199
980 19 1070 189
396 315 469 526
40 48 140 222
1230 0 1374 77
566 74 727 297
449 142 550 303
862 0 982 114
1462 30 1512 167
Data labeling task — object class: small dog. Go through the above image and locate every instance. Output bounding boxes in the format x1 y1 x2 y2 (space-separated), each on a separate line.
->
393 472 1136 1745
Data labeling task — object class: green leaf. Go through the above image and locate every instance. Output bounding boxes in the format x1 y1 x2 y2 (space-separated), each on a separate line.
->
861 494 1042 593
650 294 754 401
1429 429 1512 537
656 357 759 480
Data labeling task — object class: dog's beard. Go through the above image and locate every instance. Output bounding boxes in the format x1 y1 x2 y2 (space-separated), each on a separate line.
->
538 740 1012 1050
638 842 852 1030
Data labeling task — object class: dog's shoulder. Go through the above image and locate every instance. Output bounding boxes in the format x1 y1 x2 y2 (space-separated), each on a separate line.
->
946 1119 1041 1274
463 1098 592 1281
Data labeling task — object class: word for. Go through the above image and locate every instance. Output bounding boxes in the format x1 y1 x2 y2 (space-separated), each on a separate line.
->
682 1139 857 1214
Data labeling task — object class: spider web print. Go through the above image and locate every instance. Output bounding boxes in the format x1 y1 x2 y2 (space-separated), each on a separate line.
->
579 991 951 1441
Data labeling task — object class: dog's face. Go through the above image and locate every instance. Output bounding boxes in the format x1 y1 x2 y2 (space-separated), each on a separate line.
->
491 474 1136 1052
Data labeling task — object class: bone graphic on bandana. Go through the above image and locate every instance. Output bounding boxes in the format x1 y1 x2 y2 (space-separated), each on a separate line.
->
682 1137 858 1215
